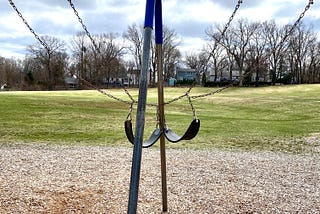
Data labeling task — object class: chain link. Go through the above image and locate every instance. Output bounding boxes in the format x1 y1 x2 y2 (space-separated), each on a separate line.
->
126 102 134 121
77 75 136 105
190 84 233 99
194 0 313 101
277 0 314 51
187 93 197 119
66 0 145 109
164 87 192 105
220 0 243 41
67 0 101 54
9 0 313 118
208 0 243 64
8 0 50 52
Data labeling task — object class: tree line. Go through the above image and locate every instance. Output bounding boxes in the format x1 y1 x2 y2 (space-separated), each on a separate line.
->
1 19 319 90
188 19 320 86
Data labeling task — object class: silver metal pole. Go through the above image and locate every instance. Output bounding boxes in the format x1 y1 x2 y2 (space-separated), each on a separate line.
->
127 27 153 214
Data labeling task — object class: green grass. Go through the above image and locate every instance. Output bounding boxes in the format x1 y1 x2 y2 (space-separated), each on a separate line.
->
1 84 319 153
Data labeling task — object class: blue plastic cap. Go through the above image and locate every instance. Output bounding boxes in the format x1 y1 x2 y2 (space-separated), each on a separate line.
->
155 0 163 44
144 0 156 28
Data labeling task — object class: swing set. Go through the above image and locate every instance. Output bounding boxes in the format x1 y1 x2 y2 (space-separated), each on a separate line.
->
7 0 314 213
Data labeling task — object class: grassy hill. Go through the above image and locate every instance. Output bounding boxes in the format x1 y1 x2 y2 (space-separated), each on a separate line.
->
1 84 319 153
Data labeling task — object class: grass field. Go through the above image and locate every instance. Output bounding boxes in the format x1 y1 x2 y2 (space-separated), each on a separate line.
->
0 84 319 153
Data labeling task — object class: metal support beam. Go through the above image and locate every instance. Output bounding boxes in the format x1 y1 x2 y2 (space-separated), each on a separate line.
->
127 25 154 214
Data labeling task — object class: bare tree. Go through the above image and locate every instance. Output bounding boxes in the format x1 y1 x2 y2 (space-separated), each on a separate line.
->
287 23 317 83
205 24 229 82
0 56 23 89
27 36 67 89
219 19 257 86
0 57 8 86
246 22 268 86
308 41 320 83
149 25 182 85
123 23 143 71
70 32 90 83
185 51 209 84
262 21 290 84
89 33 126 86
162 26 182 82
124 23 181 85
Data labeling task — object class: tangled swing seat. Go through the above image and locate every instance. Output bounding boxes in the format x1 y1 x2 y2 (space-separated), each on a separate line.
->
164 119 200 143
125 118 200 146
125 120 162 148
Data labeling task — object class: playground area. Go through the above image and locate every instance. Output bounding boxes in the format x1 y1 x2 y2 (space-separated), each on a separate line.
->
1 0 320 212
1 85 319 212
1 144 319 213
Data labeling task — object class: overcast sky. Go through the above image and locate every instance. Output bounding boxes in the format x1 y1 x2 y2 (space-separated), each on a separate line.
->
1 0 319 59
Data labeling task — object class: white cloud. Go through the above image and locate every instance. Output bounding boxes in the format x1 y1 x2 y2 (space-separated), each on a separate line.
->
1 0 319 58
179 36 207 54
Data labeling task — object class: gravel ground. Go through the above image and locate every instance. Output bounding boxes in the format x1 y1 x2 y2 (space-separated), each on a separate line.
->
1 144 320 213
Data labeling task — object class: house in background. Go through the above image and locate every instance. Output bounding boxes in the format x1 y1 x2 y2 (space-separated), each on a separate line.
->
65 76 79 88
209 70 240 82
176 68 196 81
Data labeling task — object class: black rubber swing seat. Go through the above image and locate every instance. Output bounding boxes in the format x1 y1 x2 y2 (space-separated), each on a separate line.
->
124 120 162 148
164 119 200 143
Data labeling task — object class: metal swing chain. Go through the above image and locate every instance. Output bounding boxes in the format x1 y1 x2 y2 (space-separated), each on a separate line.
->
126 101 134 121
163 0 244 106
67 0 142 111
208 0 243 62
78 76 136 105
190 84 233 99
186 91 197 119
277 0 314 51
178 0 313 102
156 107 161 128
67 0 101 54
164 87 192 105
8 0 50 53
220 0 243 41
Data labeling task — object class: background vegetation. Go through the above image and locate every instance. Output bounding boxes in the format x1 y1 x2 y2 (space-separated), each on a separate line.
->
1 85 319 153
1 19 320 91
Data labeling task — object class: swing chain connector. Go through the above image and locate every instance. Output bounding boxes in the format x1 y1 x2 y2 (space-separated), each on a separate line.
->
186 90 197 119
126 102 134 121
124 87 136 103
156 107 161 129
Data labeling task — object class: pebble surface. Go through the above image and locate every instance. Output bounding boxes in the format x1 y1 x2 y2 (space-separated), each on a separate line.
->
1 144 319 213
